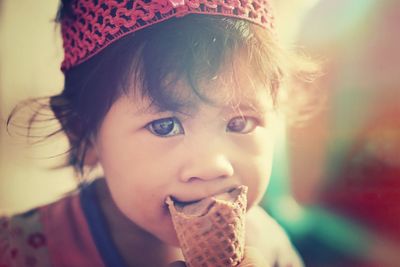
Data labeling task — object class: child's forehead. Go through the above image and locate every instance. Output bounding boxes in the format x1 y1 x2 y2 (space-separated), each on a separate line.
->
129 67 273 116
123 47 275 115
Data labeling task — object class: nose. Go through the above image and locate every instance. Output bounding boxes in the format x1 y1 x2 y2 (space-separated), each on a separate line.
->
179 141 234 183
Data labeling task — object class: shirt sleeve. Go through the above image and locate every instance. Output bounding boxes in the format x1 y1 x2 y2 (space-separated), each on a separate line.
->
0 211 51 267
0 216 14 266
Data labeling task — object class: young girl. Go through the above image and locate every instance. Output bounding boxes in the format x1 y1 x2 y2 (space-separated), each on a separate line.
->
1 0 313 266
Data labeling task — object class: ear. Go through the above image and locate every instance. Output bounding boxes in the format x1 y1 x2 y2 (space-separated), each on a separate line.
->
83 135 99 167
83 144 99 167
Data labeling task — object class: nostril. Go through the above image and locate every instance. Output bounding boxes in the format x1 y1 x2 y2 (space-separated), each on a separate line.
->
186 177 198 183
227 187 236 193
184 174 231 183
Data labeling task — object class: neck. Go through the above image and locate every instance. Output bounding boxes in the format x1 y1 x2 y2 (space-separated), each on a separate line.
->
95 178 183 267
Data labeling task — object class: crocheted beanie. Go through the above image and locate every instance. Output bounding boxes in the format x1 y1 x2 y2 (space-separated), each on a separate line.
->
60 0 274 71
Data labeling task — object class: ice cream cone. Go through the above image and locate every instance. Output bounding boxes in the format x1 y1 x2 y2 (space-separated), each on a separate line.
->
166 186 248 267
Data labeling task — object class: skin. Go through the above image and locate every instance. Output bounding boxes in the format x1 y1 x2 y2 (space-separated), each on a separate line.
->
90 61 280 266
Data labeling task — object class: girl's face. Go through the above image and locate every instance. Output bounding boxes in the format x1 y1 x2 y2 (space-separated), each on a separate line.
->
93 65 278 246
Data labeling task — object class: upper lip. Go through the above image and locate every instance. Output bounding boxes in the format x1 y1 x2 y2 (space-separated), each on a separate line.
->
168 185 239 204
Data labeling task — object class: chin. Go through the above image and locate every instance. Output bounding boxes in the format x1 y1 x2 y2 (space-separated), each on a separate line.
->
155 228 181 247
148 217 181 247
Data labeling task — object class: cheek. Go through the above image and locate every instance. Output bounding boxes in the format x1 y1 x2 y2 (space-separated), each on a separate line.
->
95 133 183 240
97 129 180 182
247 149 274 208
234 130 275 207
107 180 180 245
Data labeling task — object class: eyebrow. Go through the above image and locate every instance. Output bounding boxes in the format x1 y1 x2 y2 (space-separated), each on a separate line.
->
222 99 271 115
134 102 196 117
133 96 271 118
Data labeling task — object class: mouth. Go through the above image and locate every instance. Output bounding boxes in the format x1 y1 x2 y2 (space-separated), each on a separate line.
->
166 186 246 217
169 197 203 207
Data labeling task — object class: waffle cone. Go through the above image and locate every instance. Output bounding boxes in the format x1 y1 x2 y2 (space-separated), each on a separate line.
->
166 186 247 267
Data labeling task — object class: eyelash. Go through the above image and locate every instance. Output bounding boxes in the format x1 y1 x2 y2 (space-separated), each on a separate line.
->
226 116 259 134
146 117 184 137
146 116 260 137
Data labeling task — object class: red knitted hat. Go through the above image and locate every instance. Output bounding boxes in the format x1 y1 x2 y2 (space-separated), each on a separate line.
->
61 0 274 71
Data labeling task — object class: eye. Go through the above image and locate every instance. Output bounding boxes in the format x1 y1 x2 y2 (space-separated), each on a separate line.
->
226 116 258 134
146 117 184 137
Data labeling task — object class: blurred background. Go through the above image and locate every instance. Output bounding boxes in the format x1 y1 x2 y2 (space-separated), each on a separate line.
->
1 0 400 266
0 1 75 214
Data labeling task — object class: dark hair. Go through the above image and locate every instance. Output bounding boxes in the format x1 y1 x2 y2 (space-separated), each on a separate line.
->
8 1 317 175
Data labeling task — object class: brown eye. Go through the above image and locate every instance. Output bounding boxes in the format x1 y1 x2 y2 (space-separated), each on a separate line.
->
146 117 184 137
226 116 258 134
